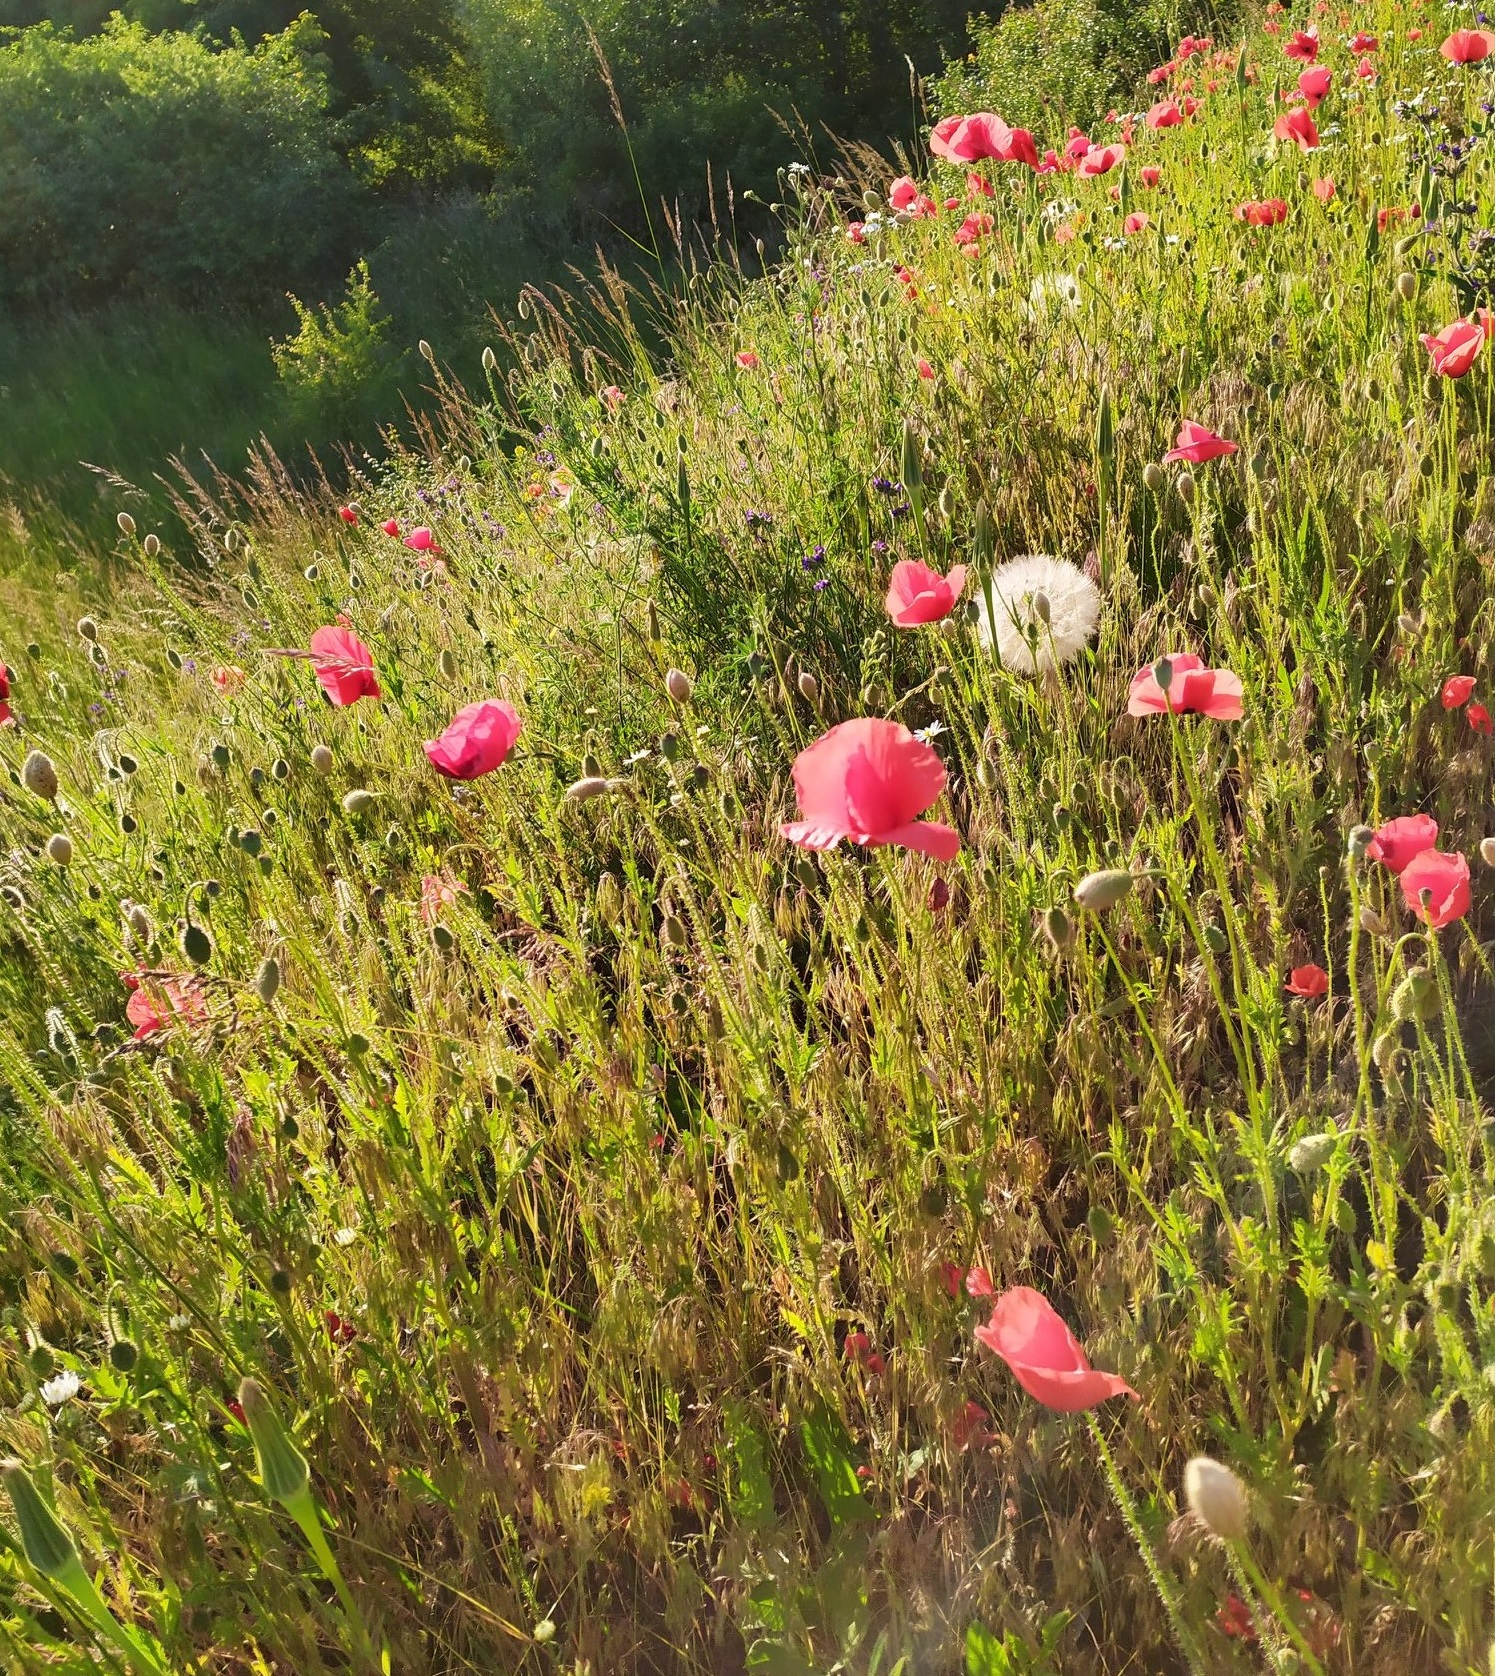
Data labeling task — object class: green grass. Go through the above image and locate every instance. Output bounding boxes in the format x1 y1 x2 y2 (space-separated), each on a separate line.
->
0 4 1490 1673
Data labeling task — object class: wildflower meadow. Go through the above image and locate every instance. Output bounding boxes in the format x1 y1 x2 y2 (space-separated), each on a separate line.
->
0 1 1492 1671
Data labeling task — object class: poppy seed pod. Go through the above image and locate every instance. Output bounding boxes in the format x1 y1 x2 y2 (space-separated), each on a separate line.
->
1074 869 1134 911
44 834 72 866
1288 1131 1337 1172
665 668 693 704
1183 1456 1249 1541
565 776 610 803
309 744 334 776
21 751 58 801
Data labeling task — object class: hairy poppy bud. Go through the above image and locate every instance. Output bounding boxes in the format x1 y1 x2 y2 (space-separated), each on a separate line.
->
125 903 153 944
1391 969 1437 1022
1042 906 1074 948
438 649 456 680
180 922 212 966
418 338 435 364
255 957 281 1004
482 346 498 373
143 533 160 557
660 914 687 948
1395 272 1417 301
1152 656 1174 693
77 617 99 642
1074 869 1134 912
341 789 375 815
22 751 58 801
309 744 334 776
1183 1456 1249 1541
1288 1131 1336 1172
565 776 609 803
44 834 72 866
1346 824 1374 859
797 670 820 703
1359 904 1388 936
1176 471 1196 504
1482 838 1496 869
1030 590 1051 627
665 668 693 704
1143 462 1167 493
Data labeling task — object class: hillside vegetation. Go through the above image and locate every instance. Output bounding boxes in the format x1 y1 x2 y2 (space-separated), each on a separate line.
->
0 2 1491 1672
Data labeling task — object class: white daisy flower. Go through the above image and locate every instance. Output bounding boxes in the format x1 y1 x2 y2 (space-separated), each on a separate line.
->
41 1370 81 1407
975 555 1100 674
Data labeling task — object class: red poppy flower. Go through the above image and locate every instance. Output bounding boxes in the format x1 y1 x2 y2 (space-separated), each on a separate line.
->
953 1400 997 1448
380 518 400 537
309 626 379 706
1441 27 1494 61
735 350 760 369
1274 107 1321 148
338 505 358 524
1285 27 1320 58
1469 702 1493 735
1236 197 1290 225
843 1330 886 1376
1285 963 1329 997
1164 420 1239 461
1441 675 1478 708
780 719 960 860
404 526 437 552
325 1310 358 1344
967 170 995 197
1077 143 1126 176
1124 212 1151 234
888 176 918 208
886 559 968 625
1366 814 1439 873
1349 30 1378 49
1127 653 1244 719
1421 319 1487 378
1140 165 1162 187
974 1286 1139 1411
124 973 209 1039
1400 850 1470 928
424 699 523 780
955 212 993 245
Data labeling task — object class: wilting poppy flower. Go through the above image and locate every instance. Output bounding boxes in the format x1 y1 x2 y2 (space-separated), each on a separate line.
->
735 350 760 369
1298 64 1332 104
1349 30 1378 50
780 718 960 860
1077 144 1126 176
886 559 968 625
380 518 400 537
1274 107 1321 148
1147 62 1173 83
1128 653 1244 719
601 384 625 410
966 1266 995 1298
1366 813 1438 873
123 972 208 1040
1469 702 1493 735
1147 98 1184 127
953 1400 997 1448
310 626 380 706
1442 675 1478 708
1140 165 1162 187
1441 27 1494 61
844 1331 886 1376
1165 420 1239 462
1421 319 1487 378
420 871 469 925
1285 27 1320 57
405 526 436 552
1286 963 1329 997
338 505 358 524
889 175 918 208
424 699 522 780
974 1286 1139 1411
1312 176 1337 201
1124 212 1151 234
1400 850 1470 927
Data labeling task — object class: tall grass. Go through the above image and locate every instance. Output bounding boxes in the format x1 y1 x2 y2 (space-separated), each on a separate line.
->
0 3 1489 1672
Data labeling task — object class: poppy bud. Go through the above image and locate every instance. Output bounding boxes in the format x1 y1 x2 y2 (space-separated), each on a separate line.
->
44 834 72 866
309 744 334 776
1030 590 1051 627
1152 656 1174 693
1074 869 1133 911
565 776 610 803
1395 272 1417 301
22 751 58 801
938 486 956 519
1176 471 1196 504
1202 922 1229 954
533 1621 556 1644
431 923 455 951
1346 824 1375 859
1 886 24 911
482 346 498 373
76 617 98 642
1142 462 1166 493
341 789 375 815
438 649 456 679
224 527 240 551
143 532 161 558
1183 1456 1249 1541
659 731 680 762
660 914 687 948
0 1460 78 1579
665 668 693 704
125 903 153 943
1482 838 1495 869
180 922 212 965
1042 906 1074 948
797 670 820 703
1391 969 1437 1022
1359 904 1388 936
210 743 230 771
272 758 290 782
418 338 435 364
255 957 281 1004
238 1378 310 1507
647 600 661 642
1396 612 1420 637
755 238 766 257
1371 1030 1400 1072
1288 1131 1336 1172
116 512 136 538
862 190 881 210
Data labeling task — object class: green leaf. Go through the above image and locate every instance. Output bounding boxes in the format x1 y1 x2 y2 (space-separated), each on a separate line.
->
800 1406 871 1528
965 1621 1018 1676
724 1402 775 1531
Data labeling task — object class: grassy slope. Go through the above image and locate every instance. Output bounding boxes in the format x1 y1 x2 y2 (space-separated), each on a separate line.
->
0 4 1491 1673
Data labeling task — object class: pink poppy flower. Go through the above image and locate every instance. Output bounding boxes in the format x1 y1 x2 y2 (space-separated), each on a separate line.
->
379 518 403 540
1366 813 1438 873
211 665 246 697
602 384 625 410
917 357 936 379
929 111 1010 163
955 212 993 245
735 350 760 370
1274 107 1321 148
1400 850 1470 927
1312 176 1337 201
1441 27 1494 60
424 699 522 780
1478 307 1495 341
1356 54 1377 78
338 505 358 524
1285 27 1320 58
123 972 209 1040
1349 30 1378 49
1146 99 1183 128
965 1266 995 1299
1000 127 1041 168
1298 64 1332 104
420 871 469 925
1408 27 1423 41
845 221 867 244
310 626 380 706
885 558 968 626
780 718 960 861
404 526 437 552
974 1286 1139 1412
1124 212 1151 234
1469 702 1493 735
966 170 995 197
1140 165 1162 187
1421 319 1486 378
1236 198 1290 225
1442 675 1478 708
844 1331 886 1376
1127 653 1244 719
888 175 919 208
1065 128 1092 161
953 1400 997 1449
1285 963 1329 997
0 662 11 728
1164 420 1239 462
1077 143 1126 176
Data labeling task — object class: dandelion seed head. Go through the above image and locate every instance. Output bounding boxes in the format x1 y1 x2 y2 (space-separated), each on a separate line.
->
976 555 1100 673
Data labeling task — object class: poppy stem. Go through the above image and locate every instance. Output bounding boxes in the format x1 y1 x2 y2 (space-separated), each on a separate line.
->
1225 1541 1327 1676
1085 1413 1211 1676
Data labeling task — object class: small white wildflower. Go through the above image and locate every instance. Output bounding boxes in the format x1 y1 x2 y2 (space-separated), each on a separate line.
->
333 1226 360 1247
41 1370 81 1407
1042 198 1079 227
913 721 947 743
976 555 1100 674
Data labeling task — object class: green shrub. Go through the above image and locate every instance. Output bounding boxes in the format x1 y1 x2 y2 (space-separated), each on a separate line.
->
0 16 359 310
272 260 403 433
